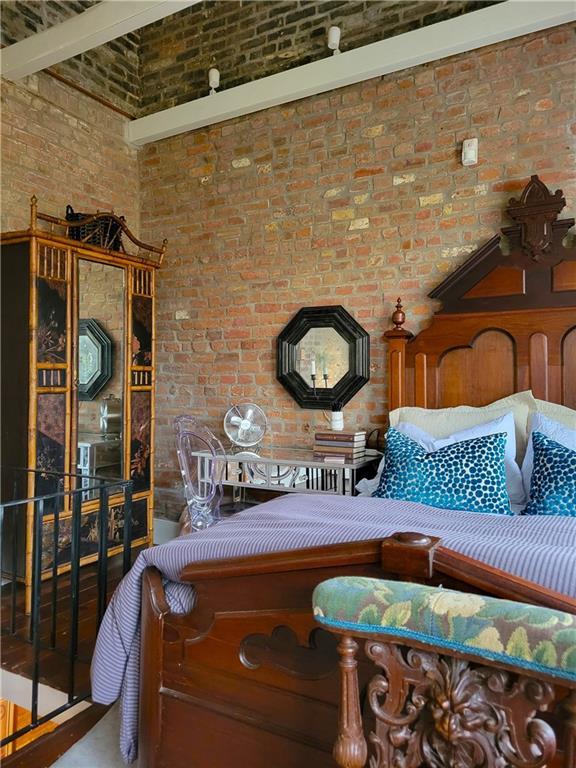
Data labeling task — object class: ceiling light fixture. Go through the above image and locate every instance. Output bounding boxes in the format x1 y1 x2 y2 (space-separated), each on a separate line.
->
327 26 341 55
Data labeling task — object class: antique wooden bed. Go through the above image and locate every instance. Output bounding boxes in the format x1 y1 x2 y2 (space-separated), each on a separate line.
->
137 176 576 768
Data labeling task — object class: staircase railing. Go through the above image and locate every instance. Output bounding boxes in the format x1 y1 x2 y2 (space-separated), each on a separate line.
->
0 468 134 749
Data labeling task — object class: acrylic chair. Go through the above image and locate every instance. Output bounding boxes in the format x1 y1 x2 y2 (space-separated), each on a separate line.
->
174 415 226 531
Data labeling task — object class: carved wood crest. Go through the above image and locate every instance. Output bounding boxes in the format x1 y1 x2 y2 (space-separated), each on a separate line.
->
364 641 557 768
506 175 567 262
429 175 576 313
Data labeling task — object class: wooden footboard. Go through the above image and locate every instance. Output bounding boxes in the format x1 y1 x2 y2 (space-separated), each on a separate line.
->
138 535 575 768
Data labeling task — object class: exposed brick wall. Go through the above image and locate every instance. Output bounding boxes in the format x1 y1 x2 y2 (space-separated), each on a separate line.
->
1 1 140 115
1 72 140 232
139 25 576 519
140 0 499 115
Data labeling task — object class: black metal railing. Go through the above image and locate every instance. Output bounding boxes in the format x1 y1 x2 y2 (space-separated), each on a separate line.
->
0 468 134 748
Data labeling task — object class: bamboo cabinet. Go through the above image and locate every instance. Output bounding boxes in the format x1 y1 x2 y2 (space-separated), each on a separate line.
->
1 198 166 608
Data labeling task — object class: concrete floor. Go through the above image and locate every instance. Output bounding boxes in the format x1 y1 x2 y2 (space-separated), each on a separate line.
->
49 703 125 768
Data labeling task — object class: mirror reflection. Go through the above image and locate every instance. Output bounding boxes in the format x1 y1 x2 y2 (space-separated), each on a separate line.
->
294 327 349 389
77 259 124 496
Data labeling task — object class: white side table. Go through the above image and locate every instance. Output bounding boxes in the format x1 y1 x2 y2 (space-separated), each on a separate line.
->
190 448 382 497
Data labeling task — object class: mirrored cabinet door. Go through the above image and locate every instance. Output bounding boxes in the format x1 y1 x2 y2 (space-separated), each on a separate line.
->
76 258 125 500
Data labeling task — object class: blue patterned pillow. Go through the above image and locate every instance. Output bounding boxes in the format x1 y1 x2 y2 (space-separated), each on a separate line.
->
524 431 576 516
373 428 511 515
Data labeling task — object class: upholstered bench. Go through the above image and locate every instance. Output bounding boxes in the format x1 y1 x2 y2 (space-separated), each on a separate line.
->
313 576 576 768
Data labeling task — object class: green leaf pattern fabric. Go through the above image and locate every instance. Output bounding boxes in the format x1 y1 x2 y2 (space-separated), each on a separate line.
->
313 577 576 682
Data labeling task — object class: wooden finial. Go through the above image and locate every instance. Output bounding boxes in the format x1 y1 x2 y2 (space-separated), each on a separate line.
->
30 195 38 231
392 297 405 330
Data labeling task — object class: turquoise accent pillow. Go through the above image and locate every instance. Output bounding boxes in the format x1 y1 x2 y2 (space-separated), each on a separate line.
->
524 431 576 516
373 428 511 515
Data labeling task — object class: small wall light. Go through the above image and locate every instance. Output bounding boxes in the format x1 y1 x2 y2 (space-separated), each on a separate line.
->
208 67 220 96
327 26 341 55
462 137 478 167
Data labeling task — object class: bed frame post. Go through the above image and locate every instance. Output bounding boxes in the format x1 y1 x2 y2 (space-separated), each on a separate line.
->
138 567 170 768
384 298 413 410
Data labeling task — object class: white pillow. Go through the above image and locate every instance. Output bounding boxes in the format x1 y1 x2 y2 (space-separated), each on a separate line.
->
355 456 386 497
389 391 536 462
356 413 526 512
533 399 576 431
521 412 576 497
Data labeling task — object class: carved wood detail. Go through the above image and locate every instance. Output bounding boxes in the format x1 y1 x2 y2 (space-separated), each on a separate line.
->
334 636 367 768
414 352 427 408
507 175 566 262
427 176 575 314
463 265 525 299
563 691 576 768
437 330 515 408
380 533 440 580
364 641 557 768
239 625 338 679
529 332 549 401
553 261 576 292
563 328 576 409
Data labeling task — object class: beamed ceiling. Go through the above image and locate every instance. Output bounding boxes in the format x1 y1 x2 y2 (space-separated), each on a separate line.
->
1 0 574 145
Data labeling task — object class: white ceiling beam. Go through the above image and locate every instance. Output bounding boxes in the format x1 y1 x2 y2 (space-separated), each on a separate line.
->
127 0 576 146
0 0 201 82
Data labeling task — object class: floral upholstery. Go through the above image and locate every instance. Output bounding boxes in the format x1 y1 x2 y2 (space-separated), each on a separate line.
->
313 577 576 682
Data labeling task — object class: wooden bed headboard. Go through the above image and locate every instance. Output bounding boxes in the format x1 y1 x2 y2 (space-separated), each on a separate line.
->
385 175 576 411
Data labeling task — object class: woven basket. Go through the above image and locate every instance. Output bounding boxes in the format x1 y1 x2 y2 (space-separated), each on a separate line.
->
65 205 123 251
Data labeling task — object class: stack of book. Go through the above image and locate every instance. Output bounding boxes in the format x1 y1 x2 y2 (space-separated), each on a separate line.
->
313 430 366 463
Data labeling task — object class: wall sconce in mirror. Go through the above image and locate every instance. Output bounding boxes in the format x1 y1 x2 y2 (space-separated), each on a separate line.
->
277 306 369 409
78 319 113 401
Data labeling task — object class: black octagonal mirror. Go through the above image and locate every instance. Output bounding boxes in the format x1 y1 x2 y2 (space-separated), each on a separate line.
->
277 306 369 409
78 318 113 401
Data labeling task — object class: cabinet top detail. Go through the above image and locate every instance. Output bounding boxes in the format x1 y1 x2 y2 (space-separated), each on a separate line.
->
1 195 166 268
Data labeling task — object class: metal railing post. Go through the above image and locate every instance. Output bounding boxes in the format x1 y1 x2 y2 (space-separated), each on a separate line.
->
97 480 109 626
30 498 44 725
11 505 19 635
50 502 60 648
68 482 82 702
122 484 133 576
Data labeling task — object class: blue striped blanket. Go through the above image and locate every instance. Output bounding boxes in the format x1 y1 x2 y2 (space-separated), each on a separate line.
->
90 494 576 763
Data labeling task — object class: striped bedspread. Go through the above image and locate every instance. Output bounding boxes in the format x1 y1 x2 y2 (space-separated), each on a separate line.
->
90 494 576 763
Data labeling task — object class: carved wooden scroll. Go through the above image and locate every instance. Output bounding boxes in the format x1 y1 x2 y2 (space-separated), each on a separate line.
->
332 637 569 768
365 642 557 768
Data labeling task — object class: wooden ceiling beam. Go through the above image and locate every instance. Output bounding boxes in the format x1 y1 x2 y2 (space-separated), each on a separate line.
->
126 0 576 146
0 0 201 82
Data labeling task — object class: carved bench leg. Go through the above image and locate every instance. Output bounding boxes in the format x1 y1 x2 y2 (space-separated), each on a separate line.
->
564 691 576 768
333 635 368 768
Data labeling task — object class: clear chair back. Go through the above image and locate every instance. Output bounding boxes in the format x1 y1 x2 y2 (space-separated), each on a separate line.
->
174 415 226 531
